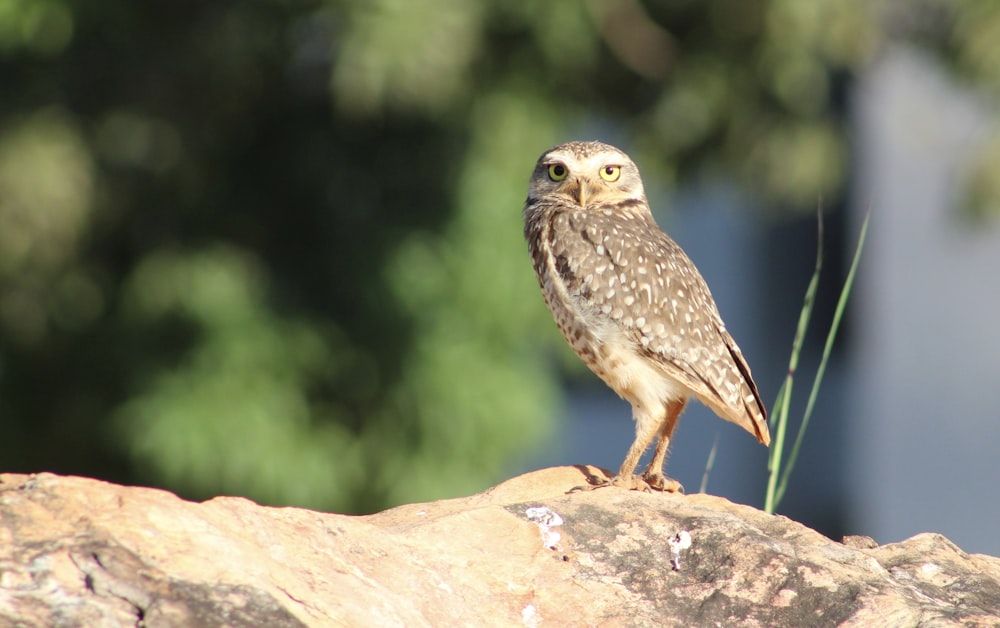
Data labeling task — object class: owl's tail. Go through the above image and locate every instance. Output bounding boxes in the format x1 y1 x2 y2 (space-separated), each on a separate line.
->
725 339 770 446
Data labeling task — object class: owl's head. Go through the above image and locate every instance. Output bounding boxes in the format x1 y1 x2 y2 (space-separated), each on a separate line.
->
527 141 647 209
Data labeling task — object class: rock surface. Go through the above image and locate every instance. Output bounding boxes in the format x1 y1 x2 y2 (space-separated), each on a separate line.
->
1 468 998 626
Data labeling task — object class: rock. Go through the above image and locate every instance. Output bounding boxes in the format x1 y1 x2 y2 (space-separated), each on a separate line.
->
1 468 998 627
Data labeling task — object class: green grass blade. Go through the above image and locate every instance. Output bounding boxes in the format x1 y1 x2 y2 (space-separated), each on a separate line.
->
699 432 720 494
764 375 791 512
774 211 870 503
766 378 789 474
764 207 824 513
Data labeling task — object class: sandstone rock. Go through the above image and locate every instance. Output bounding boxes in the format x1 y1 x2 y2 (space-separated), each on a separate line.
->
1 468 998 626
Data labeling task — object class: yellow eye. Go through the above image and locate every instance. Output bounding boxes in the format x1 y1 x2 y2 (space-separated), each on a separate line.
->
547 164 568 181
599 165 621 182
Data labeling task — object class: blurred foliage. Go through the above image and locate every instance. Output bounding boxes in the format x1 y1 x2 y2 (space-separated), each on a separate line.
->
0 0 997 513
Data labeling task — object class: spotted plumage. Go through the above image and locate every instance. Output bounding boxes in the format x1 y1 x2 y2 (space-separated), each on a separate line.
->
523 140 769 492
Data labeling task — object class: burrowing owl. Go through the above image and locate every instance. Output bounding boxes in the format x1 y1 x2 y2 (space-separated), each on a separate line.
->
523 140 770 492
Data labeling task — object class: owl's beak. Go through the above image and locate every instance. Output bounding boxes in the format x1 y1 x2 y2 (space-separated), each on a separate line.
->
566 177 597 207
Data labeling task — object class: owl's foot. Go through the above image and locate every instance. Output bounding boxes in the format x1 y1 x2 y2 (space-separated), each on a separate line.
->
568 473 646 493
570 472 681 494
641 471 684 494
609 474 656 492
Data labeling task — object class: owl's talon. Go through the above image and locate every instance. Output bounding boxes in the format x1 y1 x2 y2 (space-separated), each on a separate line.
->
642 472 684 494
569 472 679 494
609 474 653 492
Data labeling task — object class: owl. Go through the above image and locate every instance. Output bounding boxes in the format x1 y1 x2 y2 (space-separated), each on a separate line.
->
523 140 770 492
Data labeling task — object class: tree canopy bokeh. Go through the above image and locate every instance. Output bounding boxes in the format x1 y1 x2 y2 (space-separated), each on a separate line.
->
2 0 998 513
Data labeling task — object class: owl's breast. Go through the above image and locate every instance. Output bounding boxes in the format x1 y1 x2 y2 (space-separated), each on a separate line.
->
530 213 689 406
541 268 689 407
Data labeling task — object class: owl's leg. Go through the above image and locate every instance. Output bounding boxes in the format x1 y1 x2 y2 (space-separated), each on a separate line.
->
641 398 687 493
572 402 682 493
600 405 665 492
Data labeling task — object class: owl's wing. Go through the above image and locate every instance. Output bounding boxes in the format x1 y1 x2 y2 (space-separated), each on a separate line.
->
561 210 769 445
701 328 770 446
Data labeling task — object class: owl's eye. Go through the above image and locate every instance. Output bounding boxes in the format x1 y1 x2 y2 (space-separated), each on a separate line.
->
547 164 568 181
599 165 621 182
